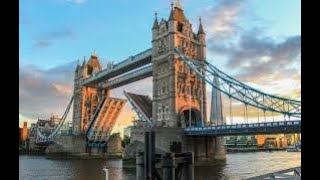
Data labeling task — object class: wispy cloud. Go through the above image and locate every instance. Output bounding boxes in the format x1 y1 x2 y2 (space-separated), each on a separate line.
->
33 28 76 48
202 0 246 40
33 40 51 48
65 0 87 5
199 0 300 100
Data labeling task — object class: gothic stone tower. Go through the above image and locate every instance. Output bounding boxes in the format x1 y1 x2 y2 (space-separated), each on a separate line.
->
152 2 207 128
73 53 102 135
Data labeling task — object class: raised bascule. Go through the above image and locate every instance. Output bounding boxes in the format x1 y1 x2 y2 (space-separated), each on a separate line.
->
34 1 301 162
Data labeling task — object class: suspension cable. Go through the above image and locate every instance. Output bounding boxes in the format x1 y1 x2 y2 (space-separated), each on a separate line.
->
245 104 248 124
189 66 191 127
229 96 233 125
243 104 246 124
200 68 204 127
257 108 260 123
272 111 274 122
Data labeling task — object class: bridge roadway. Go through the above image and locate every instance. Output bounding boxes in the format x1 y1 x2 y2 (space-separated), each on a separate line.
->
184 120 301 136
83 48 152 86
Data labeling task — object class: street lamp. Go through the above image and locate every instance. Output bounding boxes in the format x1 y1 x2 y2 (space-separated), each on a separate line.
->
102 167 109 180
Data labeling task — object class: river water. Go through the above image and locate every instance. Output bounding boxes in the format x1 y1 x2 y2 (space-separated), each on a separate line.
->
19 151 300 180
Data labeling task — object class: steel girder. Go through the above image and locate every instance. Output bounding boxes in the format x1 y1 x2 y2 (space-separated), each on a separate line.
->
123 91 153 127
86 97 126 141
175 49 301 118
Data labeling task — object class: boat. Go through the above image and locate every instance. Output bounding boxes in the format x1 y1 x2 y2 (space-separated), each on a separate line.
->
287 145 300 152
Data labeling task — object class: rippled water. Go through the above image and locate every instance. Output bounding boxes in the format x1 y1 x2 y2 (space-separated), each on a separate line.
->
19 151 300 180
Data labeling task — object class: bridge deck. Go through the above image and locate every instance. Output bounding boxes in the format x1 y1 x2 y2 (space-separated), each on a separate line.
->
184 121 301 136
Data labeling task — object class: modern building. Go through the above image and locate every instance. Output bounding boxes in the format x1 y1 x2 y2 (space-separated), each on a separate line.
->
225 135 257 148
58 121 72 135
36 115 60 136
123 126 133 138
255 134 301 148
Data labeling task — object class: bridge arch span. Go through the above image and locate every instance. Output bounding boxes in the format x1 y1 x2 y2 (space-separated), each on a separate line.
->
178 107 201 128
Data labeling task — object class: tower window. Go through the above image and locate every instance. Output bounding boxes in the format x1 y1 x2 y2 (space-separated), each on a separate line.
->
177 22 183 33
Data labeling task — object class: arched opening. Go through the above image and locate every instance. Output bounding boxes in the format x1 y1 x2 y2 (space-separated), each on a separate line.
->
178 108 201 127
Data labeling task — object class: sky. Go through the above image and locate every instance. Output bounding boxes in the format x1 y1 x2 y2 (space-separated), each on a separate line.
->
19 0 301 136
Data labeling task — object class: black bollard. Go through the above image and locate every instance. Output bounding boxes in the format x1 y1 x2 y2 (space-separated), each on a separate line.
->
136 152 145 180
162 153 174 180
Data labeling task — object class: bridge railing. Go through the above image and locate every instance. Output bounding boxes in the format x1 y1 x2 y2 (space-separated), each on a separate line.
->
185 120 301 131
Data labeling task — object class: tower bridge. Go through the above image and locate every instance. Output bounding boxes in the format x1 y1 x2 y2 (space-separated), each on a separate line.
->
35 1 301 162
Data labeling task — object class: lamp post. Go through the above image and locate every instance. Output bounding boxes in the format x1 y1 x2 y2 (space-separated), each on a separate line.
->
102 168 109 180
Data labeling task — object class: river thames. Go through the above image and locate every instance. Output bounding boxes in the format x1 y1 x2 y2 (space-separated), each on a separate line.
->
19 151 300 180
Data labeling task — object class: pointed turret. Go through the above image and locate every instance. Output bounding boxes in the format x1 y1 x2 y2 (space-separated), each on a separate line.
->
169 2 175 21
152 11 159 29
82 58 86 67
197 17 205 35
75 63 80 72
87 50 101 71
168 0 187 22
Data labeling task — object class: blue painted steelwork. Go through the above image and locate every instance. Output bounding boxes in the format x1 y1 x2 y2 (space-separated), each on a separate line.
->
36 96 74 144
87 141 107 148
184 120 301 136
86 96 107 140
174 48 301 118
124 91 153 126
83 48 152 86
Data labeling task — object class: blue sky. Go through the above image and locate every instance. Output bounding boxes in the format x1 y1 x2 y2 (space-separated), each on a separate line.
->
19 0 301 133
19 0 300 69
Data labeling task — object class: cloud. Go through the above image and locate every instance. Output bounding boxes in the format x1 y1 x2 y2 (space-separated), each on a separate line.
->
33 40 51 48
202 0 246 40
33 28 76 48
19 61 77 122
209 34 301 85
199 0 300 100
65 0 87 4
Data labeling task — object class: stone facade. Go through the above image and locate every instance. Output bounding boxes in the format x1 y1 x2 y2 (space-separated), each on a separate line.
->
46 135 87 154
152 3 207 128
73 53 107 135
106 133 123 153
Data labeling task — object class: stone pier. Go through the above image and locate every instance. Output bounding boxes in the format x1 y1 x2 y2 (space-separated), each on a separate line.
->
126 126 226 164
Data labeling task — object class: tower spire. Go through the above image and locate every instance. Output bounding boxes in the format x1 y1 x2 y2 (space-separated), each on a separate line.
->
152 11 159 29
174 0 182 9
198 17 205 35
92 50 97 57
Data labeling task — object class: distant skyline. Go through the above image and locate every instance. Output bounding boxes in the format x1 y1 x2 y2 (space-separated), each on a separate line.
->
19 0 301 136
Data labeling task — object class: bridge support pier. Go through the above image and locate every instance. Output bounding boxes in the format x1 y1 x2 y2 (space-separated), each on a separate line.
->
129 127 226 164
185 136 225 164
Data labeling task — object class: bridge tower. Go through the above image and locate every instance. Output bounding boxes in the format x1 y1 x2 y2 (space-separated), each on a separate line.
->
152 1 207 128
72 53 103 135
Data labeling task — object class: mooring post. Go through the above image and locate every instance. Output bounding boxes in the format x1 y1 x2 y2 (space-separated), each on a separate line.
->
185 152 194 180
162 153 174 180
136 152 145 180
144 131 150 180
148 131 155 180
